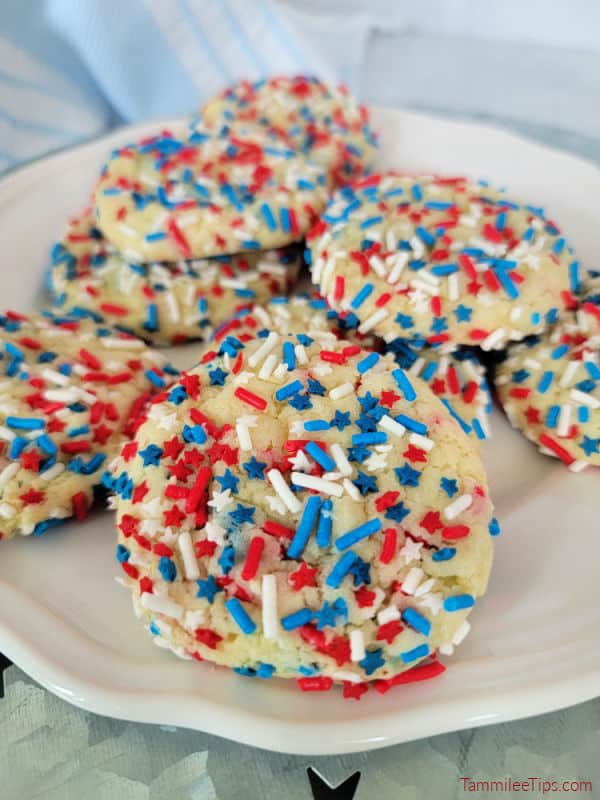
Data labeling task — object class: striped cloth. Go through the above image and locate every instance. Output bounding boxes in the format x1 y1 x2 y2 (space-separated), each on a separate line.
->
0 0 370 171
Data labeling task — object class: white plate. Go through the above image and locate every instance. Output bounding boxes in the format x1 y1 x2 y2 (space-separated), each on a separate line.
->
0 108 598 756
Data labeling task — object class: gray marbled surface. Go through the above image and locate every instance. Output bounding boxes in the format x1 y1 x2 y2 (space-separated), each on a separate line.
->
2 31 600 800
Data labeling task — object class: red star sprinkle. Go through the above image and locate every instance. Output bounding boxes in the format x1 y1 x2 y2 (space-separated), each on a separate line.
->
354 586 377 607
194 628 222 649
92 424 113 444
420 510 443 533
403 444 427 463
343 681 369 700
121 441 138 461
430 378 447 395
20 451 41 472
289 562 319 590
47 417 66 433
322 635 351 667
163 505 186 527
195 539 217 558
376 620 404 644
132 481 149 504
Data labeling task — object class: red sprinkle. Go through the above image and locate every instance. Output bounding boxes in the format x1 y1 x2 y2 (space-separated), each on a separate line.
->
379 527 397 564
234 386 267 410
539 433 575 465
167 217 192 258
442 525 470 540
241 536 264 581
297 676 333 692
185 466 211 513
374 660 446 693
263 520 295 539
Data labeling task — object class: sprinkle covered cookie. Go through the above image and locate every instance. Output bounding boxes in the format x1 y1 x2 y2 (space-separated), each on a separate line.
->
197 75 378 186
49 208 301 345
388 342 492 442
308 174 577 351
0 312 178 539
95 131 330 263
106 334 496 688
495 297 600 470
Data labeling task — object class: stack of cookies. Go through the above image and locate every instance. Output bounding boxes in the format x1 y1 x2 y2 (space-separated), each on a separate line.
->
1 76 596 700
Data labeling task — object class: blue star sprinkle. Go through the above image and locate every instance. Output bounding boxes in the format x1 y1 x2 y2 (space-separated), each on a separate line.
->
330 410 351 431
453 304 472 322
359 647 385 676
395 463 421 487
385 501 410 523
208 367 228 386
440 477 458 497
353 471 378 495
243 456 267 480
139 444 163 467
580 436 599 456
229 503 255 526
216 469 239 493
196 575 222 603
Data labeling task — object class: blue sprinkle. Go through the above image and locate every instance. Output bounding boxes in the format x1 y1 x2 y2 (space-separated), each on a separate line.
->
335 518 382 551
280 208 291 233
432 547 456 562
32 518 63 536
36 434 57 455
400 644 429 663
494 268 519 300
489 517 501 537
415 225 435 246
472 418 485 440
287 496 321 559
569 261 580 292
402 608 431 636
326 551 358 588
551 344 569 359
281 608 314 630
350 283 374 309
6 416 45 430
8 436 28 459
275 379 303 401
424 200 453 210
305 441 336 472
282 341 296 370
261 203 277 231
578 406 590 423
411 184 423 201
359 215 383 229
144 304 158 332
351 432 387 446
357 352 379 374
430 263 458 276
546 405 560 428
316 499 332 548
225 598 256 634
392 368 417 401
394 415 427 434
116 544 130 563
304 420 330 432
145 369 166 388
537 371 553 393
158 557 177 582
145 231 166 242
552 237 565 254
444 594 475 611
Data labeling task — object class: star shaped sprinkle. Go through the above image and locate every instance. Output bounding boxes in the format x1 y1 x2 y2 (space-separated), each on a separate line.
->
139 444 163 467
209 367 228 386
359 647 385 676
395 463 421 487
380 390 401 408
352 471 378 495
348 445 370 463
289 562 318 590
215 469 239 493
453 303 472 322
228 503 255 526
243 455 267 480
208 489 233 512
376 619 404 644
581 436 599 456
288 393 313 411
420 510 443 533
384 501 410 523
364 452 388 472
349 556 371 586
330 410 351 431
196 575 221 603
440 477 458 497
400 537 423 563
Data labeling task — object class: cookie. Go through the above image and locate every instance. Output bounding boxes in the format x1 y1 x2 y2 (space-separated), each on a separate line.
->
209 289 379 353
0 311 178 539
196 75 378 186
105 333 496 689
49 208 302 345
95 131 330 263
308 173 577 351
495 297 600 470
388 342 492 442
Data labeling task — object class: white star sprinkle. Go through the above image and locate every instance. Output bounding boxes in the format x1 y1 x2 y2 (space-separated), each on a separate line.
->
400 537 423 564
208 489 233 512
265 494 287 515
289 450 312 472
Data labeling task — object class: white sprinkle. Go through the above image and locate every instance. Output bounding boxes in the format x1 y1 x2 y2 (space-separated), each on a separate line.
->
267 469 302 513
178 532 200 580
402 566 424 595
558 360 580 388
448 272 459 301
0 462 19 487
329 382 354 400
480 328 506 351
343 478 362 501
40 462 66 482
409 432 434 451
248 331 279 367
557 404 572 438
386 251 409 284
379 414 406 439
358 308 388 334
164 292 180 323
206 519 226 545
183 608 207 631
0 426 15 442
330 443 353 476
291 472 343 497
294 344 308 365
258 353 277 380
570 388 600 409
102 337 144 350
140 591 183 621
0 502 16 519
569 460 588 473
236 415 257 451
369 255 387 277
377 605 401 625
443 493 472 520
414 577 436 597
452 619 471 646
385 229 397 251
350 629 366 662
41 367 70 386
262 574 279 640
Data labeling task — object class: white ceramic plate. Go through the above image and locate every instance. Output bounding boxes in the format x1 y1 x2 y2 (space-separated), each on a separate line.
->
0 108 598 756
